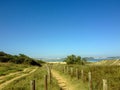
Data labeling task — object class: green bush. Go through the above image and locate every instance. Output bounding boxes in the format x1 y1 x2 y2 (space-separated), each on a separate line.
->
64 54 87 65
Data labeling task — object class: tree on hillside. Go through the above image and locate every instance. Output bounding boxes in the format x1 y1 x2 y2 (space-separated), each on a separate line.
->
0 51 7 56
75 56 82 64
64 55 76 64
64 55 87 65
0 51 12 62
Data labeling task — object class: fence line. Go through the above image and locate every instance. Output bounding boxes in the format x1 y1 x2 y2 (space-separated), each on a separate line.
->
55 65 110 90
29 65 109 90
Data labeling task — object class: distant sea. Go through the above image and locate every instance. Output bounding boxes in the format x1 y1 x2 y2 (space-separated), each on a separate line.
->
44 59 64 62
44 59 104 62
87 58 118 62
87 59 104 62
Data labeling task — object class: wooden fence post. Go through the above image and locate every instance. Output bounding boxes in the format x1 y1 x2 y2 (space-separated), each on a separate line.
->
81 70 84 80
46 65 51 84
63 66 66 73
76 68 79 79
103 79 107 90
31 80 35 90
67 66 69 74
70 67 73 77
49 67 52 84
88 72 92 90
44 75 48 90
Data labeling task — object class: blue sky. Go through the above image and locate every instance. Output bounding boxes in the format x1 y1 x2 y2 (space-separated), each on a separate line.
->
0 0 120 58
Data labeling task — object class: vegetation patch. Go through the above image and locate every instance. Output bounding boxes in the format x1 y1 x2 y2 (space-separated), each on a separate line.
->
53 63 120 90
64 54 87 65
0 51 44 66
2 66 60 90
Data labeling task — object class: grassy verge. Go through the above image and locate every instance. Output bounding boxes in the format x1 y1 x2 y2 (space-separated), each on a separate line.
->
55 69 88 90
0 63 29 76
52 64 88 90
2 66 60 90
52 63 120 90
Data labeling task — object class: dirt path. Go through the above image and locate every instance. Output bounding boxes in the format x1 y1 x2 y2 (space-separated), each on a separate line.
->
0 67 38 90
51 69 74 90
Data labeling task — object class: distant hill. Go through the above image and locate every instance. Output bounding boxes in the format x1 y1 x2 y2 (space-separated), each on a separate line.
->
0 51 42 66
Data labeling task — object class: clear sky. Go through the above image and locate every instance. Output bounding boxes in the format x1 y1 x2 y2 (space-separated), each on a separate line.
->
0 0 120 58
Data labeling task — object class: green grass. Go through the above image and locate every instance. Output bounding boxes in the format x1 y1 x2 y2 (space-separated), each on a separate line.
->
2 66 60 90
52 64 89 90
0 74 19 84
52 63 120 90
0 63 29 76
93 59 120 65
55 69 88 90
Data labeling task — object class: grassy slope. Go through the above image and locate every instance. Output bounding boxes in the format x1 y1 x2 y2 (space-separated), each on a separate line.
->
0 63 29 76
93 59 120 65
2 65 60 90
52 63 120 90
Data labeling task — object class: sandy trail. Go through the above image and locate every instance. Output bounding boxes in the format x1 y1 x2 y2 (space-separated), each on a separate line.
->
51 69 74 90
0 67 38 90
